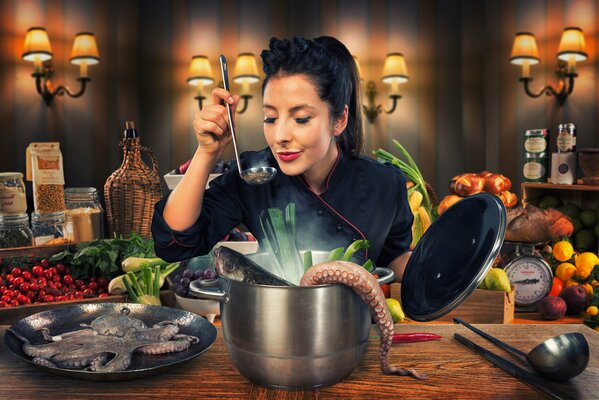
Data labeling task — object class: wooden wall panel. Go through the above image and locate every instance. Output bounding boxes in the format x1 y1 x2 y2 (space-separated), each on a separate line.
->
1 0 598 202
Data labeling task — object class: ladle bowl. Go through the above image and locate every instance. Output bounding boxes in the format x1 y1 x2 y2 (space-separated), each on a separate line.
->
526 332 590 381
240 166 277 185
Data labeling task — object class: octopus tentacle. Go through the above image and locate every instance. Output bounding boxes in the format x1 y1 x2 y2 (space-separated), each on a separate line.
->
32 357 57 368
90 352 133 372
300 261 428 380
136 339 191 355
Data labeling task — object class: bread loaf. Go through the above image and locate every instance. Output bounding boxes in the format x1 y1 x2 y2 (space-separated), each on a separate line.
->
449 173 484 196
438 195 463 215
498 191 518 208
483 174 512 194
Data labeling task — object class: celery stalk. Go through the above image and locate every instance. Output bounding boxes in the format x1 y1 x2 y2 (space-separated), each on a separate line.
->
342 240 370 261
327 247 344 261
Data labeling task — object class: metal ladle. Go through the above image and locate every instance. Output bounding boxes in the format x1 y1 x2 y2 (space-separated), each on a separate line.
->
219 55 277 185
454 317 589 381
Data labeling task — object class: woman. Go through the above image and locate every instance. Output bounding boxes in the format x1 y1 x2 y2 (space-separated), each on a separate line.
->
151 36 413 281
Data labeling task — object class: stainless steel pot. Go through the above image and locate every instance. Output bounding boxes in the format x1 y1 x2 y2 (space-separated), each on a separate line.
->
189 251 394 389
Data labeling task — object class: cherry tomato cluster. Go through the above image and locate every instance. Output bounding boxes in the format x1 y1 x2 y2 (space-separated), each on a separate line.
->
0 258 111 308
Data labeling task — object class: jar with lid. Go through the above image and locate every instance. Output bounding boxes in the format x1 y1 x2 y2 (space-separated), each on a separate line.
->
31 211 66 246
0 172 27 215
65 187 104 243
0 213 33 248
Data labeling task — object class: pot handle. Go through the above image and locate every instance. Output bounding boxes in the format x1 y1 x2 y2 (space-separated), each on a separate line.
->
189 280 230 303
372 267 395 285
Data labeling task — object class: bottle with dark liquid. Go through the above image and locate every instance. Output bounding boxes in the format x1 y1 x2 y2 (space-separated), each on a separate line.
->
104 121 162 238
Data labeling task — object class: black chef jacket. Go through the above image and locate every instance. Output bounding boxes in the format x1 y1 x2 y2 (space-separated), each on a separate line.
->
151 147 413 268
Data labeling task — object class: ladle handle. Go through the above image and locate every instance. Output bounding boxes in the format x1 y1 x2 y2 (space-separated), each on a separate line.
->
219 55 243 177
453 317 528 360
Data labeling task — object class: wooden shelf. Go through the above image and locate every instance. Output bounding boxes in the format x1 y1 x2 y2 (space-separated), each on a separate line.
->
522 182 599 192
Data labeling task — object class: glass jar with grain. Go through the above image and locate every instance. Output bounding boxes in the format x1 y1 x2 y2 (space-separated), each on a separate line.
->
64 187 104 243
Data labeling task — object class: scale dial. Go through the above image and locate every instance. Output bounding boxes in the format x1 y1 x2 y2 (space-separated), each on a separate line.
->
504 255 553 310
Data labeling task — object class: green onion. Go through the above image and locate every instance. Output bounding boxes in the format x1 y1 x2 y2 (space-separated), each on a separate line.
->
303 251 313 271
327 247 344 261
342 240 370 261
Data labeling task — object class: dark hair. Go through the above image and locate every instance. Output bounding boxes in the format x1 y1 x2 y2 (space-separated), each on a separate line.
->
260 36 364 156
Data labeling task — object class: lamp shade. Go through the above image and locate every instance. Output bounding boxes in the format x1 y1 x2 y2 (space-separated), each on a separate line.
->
22 27 53 61
232 53 260 84
510 32 540 65
381 53 408 84
557 27 587 61
187 55 214 86
352 55 364 80
70 32 100 65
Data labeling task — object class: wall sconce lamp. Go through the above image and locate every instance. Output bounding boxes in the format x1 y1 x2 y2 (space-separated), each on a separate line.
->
232 53 260 114
22 27 100 106
354 53 409 123
187 55 215 110
187 53 259 113
510 27 587 106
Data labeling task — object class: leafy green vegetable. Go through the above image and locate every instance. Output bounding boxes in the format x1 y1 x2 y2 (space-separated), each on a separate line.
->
123 265 162 306
49 232 156 280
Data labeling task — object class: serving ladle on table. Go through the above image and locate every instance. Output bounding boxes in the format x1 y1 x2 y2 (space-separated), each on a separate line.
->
219 55 277 185
454 317 589 381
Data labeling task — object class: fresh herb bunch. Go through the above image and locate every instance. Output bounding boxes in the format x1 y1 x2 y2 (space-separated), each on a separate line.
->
50 232 156 280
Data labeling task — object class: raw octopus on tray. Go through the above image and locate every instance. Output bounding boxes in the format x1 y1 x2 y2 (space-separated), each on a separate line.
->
213 247 427 380
8 307 200 372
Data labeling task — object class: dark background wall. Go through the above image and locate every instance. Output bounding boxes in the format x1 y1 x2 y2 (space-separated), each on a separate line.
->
1 0 598 200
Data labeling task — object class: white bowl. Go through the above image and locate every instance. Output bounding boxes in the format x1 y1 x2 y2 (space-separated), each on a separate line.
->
213 240 259 255
175 293 220 320
163 170 222 190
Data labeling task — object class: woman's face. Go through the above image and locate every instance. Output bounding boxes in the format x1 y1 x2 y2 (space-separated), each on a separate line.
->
262 74 346 183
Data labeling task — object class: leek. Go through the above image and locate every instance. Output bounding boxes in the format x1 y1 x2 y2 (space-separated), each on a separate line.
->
327 247 344 261
303 251 313 271
121 257 167 273
342 240 370 261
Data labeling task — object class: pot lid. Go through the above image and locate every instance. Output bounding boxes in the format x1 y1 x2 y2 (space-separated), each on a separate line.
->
401 192 506 322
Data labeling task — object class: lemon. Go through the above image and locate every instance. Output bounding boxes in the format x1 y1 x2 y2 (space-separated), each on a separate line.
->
587 306 599 316
575 252 599 279
483 268 511 292
552 241 574 262
582 283 594 298
555 262 577 282
386 298 405 323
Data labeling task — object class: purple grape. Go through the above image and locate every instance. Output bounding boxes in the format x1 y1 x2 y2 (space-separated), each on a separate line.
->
182 269 195 279
193 270 203 280
203 269 217 279
180 277 191 289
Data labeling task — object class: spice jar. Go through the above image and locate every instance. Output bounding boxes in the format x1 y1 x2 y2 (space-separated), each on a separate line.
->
0 172 27 215
65 187 104 243
31 211 66 246
0 213 33 248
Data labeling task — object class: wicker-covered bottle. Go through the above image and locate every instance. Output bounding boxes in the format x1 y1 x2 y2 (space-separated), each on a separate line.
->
104 121 162 238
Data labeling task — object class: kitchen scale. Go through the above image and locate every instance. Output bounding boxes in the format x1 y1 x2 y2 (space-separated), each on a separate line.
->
501 241 553 312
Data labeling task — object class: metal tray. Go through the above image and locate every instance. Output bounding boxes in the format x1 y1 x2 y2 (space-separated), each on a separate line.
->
3 303 217 381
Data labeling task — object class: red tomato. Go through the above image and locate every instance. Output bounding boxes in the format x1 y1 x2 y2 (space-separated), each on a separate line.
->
32 266 44 276
63 275 74 285
11 268 22 277
21 271 32 281
548 277 564 297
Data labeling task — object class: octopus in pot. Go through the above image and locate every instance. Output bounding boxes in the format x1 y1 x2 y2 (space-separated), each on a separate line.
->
8 307 200 372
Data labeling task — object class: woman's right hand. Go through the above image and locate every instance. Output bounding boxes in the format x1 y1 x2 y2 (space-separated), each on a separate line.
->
193 88 241 157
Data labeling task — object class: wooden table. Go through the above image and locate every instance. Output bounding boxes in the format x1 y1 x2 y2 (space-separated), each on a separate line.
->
0 324 596 399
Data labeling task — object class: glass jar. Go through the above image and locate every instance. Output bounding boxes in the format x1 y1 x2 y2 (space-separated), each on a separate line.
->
0 213 33 248
32 211 66 246
0 172 27 215
64 187 104 243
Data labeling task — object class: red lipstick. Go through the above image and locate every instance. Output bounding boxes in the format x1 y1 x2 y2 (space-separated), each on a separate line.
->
277 152 301 162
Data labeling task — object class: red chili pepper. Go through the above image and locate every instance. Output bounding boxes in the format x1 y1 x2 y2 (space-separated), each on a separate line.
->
392 332 442 344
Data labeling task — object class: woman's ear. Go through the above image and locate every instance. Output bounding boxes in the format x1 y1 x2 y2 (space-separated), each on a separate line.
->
333 105 349 136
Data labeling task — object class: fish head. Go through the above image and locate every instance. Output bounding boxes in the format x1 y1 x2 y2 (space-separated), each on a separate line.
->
213 246 247 282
